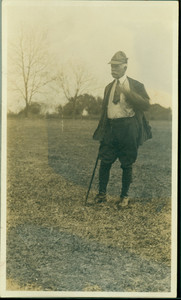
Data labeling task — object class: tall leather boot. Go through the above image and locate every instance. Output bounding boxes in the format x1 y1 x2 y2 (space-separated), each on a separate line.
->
99 160 112 194
121 165 133 197
117 165 132 208
95 161 112 203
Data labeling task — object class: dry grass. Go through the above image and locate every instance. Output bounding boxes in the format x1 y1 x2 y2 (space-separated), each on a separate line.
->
6 118 172 268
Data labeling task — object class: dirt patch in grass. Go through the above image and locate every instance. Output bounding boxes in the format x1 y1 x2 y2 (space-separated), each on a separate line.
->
6 278 42 291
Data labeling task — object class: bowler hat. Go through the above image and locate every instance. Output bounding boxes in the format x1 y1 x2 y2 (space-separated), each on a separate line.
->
108 51 128 64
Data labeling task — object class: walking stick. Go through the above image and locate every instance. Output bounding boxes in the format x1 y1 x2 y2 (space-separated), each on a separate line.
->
85 153 99 205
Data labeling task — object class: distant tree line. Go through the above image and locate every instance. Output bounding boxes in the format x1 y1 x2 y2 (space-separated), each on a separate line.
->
144 104 172 120
9 28 172 122
56 94 102 118
8 95 172 121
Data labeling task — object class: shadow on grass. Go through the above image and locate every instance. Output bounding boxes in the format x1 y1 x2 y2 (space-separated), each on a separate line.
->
46 119 172 205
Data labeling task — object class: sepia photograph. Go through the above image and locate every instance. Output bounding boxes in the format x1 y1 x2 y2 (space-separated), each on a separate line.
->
0 0 178 298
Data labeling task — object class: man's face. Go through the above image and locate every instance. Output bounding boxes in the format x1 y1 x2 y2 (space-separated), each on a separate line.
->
111 63 127 79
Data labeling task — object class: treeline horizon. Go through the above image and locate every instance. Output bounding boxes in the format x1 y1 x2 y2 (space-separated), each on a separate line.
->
7 93 172 121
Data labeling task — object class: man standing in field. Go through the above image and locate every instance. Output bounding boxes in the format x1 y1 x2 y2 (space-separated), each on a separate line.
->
93 51 152 208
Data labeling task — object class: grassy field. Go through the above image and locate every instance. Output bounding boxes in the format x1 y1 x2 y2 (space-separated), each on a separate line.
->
6 118 172 292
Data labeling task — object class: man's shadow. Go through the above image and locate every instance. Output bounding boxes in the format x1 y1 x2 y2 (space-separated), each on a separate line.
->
46 119 99 190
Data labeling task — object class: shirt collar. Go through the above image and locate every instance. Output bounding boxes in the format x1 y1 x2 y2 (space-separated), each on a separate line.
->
116 74 127 85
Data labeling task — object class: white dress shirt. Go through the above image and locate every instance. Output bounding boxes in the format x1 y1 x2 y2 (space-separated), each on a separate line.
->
107 75 135 119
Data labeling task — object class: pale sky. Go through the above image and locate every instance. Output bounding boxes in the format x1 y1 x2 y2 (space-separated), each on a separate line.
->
3 0 178 112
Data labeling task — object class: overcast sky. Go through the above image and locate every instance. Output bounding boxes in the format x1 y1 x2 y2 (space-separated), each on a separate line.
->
3 0 178 112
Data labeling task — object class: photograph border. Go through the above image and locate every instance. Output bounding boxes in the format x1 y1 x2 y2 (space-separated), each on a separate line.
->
0 0 179 298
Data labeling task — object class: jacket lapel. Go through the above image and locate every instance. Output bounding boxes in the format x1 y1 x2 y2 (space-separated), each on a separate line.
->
127 77 137 92
104 80 115 106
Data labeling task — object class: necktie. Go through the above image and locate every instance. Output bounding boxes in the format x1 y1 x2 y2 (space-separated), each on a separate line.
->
113 79 121 104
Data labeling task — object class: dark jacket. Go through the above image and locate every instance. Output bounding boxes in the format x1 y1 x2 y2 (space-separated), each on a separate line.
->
93 77 152 145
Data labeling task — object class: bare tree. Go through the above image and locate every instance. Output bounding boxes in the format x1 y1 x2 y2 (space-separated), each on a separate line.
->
54 62 93 118
10 29 53 117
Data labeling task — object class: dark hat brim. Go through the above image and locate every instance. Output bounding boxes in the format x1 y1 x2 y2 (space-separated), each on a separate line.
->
108 60 127 65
